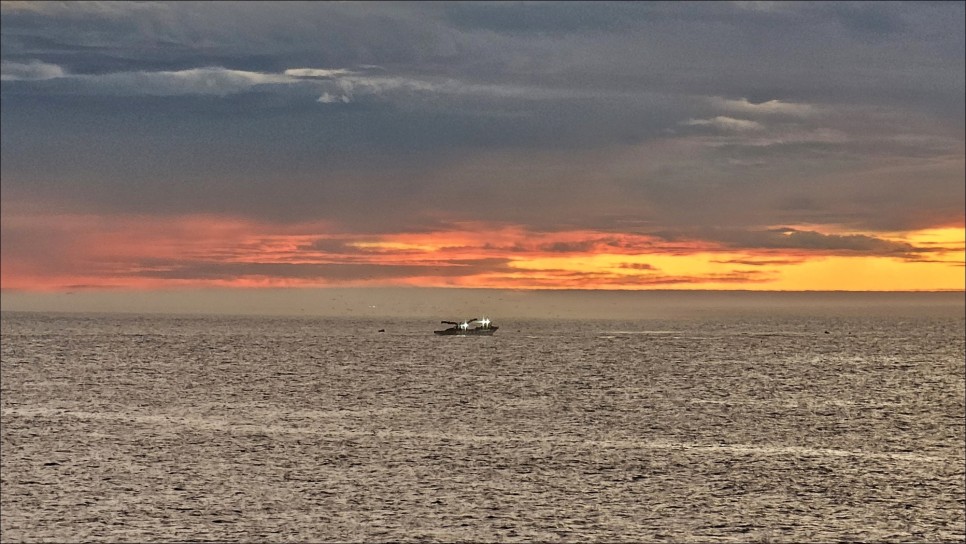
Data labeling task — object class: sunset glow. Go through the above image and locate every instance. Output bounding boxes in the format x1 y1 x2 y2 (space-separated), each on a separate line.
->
1 2 963 311
3 209 962 293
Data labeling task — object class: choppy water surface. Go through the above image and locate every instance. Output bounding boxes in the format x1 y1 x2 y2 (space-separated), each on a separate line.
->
2 312 964 543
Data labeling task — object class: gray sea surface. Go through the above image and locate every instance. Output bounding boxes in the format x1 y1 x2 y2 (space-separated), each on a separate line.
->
2 311 964 543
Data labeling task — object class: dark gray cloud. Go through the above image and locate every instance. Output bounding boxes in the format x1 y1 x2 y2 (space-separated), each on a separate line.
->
654 227 948 261
1 1 962 241
132 258 514 283
619 263 658 271
483 269 775 289
724 228 920 254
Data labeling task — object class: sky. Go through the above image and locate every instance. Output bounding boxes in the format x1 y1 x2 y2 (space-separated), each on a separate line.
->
1 1 964 315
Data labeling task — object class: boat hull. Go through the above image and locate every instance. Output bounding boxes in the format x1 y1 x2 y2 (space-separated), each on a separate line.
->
434 326 498 336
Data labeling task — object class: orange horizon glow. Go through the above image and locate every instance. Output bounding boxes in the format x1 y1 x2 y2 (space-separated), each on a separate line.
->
1 212 963 293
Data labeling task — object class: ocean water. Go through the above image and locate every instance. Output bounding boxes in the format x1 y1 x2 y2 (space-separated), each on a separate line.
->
1 311 964 543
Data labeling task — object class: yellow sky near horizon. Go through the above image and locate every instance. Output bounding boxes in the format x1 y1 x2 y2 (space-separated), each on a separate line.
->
499 227 965 291
2 213 962 292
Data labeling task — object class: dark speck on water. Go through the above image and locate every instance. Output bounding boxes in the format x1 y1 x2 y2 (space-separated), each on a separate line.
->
1 311 963 542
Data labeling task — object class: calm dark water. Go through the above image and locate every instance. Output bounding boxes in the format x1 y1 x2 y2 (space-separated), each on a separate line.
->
2 312 964 542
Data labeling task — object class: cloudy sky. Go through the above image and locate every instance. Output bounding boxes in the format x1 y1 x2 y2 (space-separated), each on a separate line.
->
1 1 963 311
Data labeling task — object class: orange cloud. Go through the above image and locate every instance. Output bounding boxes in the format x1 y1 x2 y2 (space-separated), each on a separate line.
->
1 210 962 292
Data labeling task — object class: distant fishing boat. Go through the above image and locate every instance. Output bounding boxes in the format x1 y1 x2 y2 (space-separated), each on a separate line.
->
434 317 498 336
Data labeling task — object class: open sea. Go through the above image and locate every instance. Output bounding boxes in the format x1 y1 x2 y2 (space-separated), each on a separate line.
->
1 310 964 543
